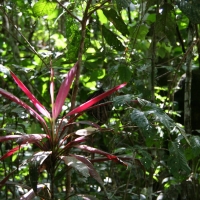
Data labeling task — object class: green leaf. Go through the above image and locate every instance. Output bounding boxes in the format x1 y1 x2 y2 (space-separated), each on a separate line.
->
102 9 129 36
102 25 125 51
168 142 191 177
113 94 134 107
32 0 57 17
134 145 152 169
118 65 132 82
177 0 200 24
185 136 200 160
115 0 131 11
131 109 153 133
130 24 149 40
155 3 176 45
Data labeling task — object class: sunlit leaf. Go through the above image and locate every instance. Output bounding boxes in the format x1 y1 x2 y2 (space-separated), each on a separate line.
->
75 127 98 136
10 71 50 118
67 83 127 116
103 9 129 36
53 62 78 119
0 88 48 131
20 184 48 200
16 134 49 145
33 0 57 17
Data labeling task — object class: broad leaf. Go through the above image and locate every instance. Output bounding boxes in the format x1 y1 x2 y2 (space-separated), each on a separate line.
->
10 71 50 118
33 0 57 17
67 83 127 116
71 154 106 191
53 62 78 119
103 9 129 36
61 156 90 177
102 25 124 51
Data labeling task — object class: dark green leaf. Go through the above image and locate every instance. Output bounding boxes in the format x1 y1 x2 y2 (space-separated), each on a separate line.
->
113 94 134 107
103 9 129 36
115 0 131 11
168 142 191 177
29 151 51 193
118 65 132 82
177 0 200 24
131 109 152 132
102 25 125 51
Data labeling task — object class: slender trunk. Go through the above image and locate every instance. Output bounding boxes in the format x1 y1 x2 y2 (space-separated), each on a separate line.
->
184 23 194 134
65 1 93 198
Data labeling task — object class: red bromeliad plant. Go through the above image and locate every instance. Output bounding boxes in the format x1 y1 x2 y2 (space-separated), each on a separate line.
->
0 62 127 199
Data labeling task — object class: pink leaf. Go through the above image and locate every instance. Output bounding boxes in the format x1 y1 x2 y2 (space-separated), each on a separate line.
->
64 136 87 149
0 88 48 130
10 71 50 118
16 134 49 145
0 135 21 142
0 145 26 161
53 62 78 119
50 67 54 114
20 184 47 199
67 83 127 116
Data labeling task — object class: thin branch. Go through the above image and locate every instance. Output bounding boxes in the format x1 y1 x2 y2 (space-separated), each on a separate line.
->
0 7 49 68
55 0 82 23
87 0 111 18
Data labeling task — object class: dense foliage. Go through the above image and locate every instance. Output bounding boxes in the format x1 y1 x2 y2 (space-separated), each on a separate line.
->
1 0 200 199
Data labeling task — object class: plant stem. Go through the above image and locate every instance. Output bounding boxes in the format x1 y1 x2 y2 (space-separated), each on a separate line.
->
65 1 93 199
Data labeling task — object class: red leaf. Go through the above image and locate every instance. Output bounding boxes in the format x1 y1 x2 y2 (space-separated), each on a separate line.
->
53 62 78 119
75 145 127 166
10 71 50 118
67 83 127 116
0 88 48 130
0 145 26 161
